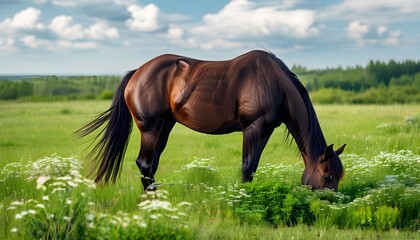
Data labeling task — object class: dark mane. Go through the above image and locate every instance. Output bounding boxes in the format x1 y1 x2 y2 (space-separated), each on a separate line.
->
268 52 344 179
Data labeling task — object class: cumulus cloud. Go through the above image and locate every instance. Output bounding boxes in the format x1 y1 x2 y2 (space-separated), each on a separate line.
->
20 35 48 48
126 4 163 32
347 20 369 40
49 15 119 40
0 7 44 32
166 26 184 40
191 0 318 39
347 20 401 46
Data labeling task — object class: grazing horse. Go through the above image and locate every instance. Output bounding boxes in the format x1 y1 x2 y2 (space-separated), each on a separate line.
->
76 50 346 191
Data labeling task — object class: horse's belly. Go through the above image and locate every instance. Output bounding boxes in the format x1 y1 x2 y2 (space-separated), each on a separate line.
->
173 103 240 134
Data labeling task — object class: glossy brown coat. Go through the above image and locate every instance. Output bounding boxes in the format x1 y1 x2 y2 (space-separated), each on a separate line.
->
77 50 345 191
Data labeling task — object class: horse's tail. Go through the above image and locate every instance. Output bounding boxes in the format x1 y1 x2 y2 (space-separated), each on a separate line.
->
75 69 136 183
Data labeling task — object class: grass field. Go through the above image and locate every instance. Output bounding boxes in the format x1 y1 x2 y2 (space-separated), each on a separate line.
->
0 101 419 239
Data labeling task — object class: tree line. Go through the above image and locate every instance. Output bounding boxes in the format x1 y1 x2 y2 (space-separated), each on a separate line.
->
293 59 420 104
0 75 120 101
0 59 419 103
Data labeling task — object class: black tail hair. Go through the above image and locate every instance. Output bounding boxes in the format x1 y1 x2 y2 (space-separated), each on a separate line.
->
75 69 136 183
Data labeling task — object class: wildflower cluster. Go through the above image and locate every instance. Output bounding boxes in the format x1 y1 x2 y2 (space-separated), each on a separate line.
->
343 150 419 186
212 182 251 207
84 190 192 240
227 151 419 229
0 162 24 182
181 156 217 172
6 155 95 239
138 190 191 222
253 162 302 182
313 151 420 230
4 155 194 239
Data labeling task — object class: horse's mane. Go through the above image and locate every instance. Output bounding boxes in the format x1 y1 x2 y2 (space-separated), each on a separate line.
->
268 52 343 179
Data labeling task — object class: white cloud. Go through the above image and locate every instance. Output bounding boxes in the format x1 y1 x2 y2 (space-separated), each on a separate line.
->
20 35 47 48
0 38 16 54
0 7 44 32
49 15 84 40
191 0 317 39
166 27 183 40
347 20 369 40
49 15 119 40
126 4 163 32
186 38 243 50
347 20 401 46
50 0 78 7
86 21 119 40
58 40 98 49
46 0 136 7
321 0 420 22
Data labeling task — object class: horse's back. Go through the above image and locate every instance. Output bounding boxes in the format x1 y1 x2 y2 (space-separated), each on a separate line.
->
125 50 291 133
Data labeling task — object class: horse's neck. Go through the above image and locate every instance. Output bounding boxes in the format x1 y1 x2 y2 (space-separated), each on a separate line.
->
283 93 327 164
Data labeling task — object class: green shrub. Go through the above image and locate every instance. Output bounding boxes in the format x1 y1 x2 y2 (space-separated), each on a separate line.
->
99 90 114 100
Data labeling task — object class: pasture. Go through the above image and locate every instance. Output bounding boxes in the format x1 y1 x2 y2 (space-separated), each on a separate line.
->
0 101 419 239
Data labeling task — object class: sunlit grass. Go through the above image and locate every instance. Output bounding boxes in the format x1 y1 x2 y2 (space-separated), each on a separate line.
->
1 101 419 239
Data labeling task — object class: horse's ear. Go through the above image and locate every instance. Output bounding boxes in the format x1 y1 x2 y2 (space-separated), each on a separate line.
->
336 144 346 155
177 60 189 71
324 144 334 159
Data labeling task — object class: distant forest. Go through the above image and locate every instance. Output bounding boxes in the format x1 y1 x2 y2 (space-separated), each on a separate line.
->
1 59 419 104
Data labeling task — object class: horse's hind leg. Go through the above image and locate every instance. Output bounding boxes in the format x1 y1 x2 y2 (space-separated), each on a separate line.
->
136 117 175 191
241 117 274 182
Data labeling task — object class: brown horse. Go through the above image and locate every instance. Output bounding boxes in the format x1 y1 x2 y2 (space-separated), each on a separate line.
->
76 50 345 191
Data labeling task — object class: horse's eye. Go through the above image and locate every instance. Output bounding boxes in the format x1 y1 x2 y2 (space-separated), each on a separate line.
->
322 174 333 182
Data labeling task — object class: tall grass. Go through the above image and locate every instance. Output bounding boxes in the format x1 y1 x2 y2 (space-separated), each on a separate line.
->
0 101 419 239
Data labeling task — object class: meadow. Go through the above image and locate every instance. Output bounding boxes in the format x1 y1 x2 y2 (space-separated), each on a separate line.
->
0 101 419 239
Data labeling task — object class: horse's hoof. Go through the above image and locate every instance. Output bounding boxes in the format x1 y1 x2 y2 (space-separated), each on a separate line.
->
146 184 157 191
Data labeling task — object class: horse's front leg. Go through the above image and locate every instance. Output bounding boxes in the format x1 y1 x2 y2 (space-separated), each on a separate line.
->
241 117 274 182
136 117 175 191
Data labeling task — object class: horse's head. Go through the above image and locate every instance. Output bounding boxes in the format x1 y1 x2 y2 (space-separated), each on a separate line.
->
302 144 346 191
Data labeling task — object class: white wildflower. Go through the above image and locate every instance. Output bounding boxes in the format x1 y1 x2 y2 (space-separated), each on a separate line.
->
42 195 49 201
65 199 72 205
167 214 180 219
36 176 50 189
51 182 66 187
67 181 78 188
36 204 45 209
150 214 161 219
10 228 18 233
177 201 192 207
11 201 24 206
177 211 187 217
85 213 94 221
15 213 22 219
57 176 72 181
51 187 65 194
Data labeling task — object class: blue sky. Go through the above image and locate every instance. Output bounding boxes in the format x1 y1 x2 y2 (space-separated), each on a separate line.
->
0 0 419 74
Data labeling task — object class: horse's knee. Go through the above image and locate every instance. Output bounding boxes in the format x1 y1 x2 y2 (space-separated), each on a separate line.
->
136 157 151 172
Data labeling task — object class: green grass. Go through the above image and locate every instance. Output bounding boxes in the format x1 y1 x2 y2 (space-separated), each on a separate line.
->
0 101 419 239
